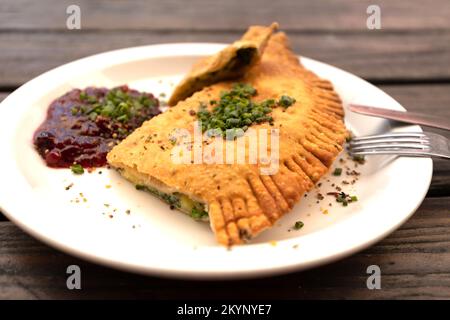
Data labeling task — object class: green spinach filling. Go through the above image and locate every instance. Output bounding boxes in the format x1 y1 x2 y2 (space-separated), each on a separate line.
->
135 185 208 220
225 47 256 72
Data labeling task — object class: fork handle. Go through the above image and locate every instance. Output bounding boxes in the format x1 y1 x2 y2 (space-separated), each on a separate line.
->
349 104 450 131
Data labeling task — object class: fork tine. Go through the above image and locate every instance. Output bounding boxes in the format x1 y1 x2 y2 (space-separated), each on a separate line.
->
350 137 429 146
348 131 450 159
351 132 426 142
349 150 432 157
350 143 430 152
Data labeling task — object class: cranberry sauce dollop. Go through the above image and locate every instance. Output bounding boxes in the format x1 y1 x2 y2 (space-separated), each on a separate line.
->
33 85 161 168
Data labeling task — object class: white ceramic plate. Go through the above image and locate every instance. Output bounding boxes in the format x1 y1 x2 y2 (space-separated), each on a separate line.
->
0 44 432 279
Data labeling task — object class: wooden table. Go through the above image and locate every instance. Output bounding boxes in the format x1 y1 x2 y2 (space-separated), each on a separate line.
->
1 0 449 299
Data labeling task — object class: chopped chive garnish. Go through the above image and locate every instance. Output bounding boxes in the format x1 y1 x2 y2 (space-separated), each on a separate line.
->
77 88 158 122
327 191 358 206
70 164 84 175
352 155 366 164
278 95 296 108
79 92 88 100
333 168 342 176
89 112 98 121
294 221 304 230
197 83 295 139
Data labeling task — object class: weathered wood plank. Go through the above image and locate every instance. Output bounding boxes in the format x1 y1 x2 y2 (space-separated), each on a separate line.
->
367 85 450 197
3 86 450 113
0 197 449 299
3 86 450 111
380 85 450 118
1 30 450 87
1 0 449 31
1 0 448 301
428 159 450 197
0 95 9 221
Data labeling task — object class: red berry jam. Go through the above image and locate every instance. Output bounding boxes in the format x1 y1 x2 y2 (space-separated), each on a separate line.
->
33 86 161 168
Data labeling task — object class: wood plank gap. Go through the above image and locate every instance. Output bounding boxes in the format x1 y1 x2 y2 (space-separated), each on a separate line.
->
1 28 450 35
0 86 17 92
370 78 450 86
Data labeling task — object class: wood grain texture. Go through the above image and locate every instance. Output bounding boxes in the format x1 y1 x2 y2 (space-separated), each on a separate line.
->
3 85 450 114
379 85 450 198
1 30 450 87
1 0 450 31
380 85 450 118
1 0 449 300
0 197 449 299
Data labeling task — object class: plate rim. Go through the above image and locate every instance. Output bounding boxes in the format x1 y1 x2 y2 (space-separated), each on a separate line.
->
0 43 433 279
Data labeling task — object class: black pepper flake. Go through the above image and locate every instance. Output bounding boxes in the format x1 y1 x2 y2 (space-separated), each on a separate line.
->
65 183 74 191
327 191 358 206
347 170 360 176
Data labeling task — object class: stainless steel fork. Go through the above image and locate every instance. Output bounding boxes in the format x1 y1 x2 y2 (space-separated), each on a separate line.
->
348 131 450 159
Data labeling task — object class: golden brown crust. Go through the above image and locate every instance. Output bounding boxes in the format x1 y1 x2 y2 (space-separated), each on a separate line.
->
167 23 278 106
107 29 348 246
